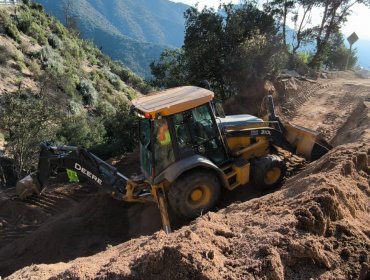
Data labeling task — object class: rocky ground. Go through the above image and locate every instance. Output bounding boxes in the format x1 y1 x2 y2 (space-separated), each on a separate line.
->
0 72 369 279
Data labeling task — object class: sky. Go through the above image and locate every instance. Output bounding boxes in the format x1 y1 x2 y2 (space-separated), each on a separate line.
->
173 0 370 41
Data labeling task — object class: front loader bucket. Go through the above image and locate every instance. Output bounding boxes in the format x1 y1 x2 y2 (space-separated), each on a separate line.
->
310 137 332 161
16 173 42 199
283 123 332 161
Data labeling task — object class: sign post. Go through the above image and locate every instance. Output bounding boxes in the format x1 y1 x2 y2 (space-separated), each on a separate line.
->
345 32 359 70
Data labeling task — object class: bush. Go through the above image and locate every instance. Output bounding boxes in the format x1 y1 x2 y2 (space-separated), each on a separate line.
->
37 46 64 72
324 46 357 70
1 13 21 43
50 18 67 39
225 33 288 93
92 104 137 159
78 79 98 105
56 113 106 149
17 10 33 33
0 91 59 178
0 46 10 65
30 3 44 12
48 33 63 49
28 22 47 45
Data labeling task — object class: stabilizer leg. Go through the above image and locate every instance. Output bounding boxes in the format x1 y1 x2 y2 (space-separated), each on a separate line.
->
156 188 171 234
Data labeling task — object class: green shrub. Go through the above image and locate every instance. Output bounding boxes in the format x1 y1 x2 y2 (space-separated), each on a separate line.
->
225 34 288 92
30 3 44 12
50 18 67 39
0 91 59 178
28 22 47 45
26 58 41 77
93 104 137 158
78 79 98 105
48 33 63 49
56 113 106 149
38 46 64 72
62 39 85 63
17 10 33 33
0 46 10 65
1 13 21 43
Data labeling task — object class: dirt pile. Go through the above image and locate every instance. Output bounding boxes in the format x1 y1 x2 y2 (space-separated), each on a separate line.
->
0 183 164 277
223 80 277 116
7 143 370 279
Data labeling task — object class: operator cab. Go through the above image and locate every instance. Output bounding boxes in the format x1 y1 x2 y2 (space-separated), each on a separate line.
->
133 86 229 181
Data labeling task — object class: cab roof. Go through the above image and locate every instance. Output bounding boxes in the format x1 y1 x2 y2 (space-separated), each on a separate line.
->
132 86 214 118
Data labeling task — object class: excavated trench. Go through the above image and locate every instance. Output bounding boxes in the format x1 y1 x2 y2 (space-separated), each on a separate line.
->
1 75 370 278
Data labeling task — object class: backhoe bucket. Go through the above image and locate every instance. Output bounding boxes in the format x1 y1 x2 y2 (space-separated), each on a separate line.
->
16 173 41 199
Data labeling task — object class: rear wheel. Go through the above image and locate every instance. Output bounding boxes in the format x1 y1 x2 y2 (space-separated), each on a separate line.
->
168 171 221 219
252 155 286 190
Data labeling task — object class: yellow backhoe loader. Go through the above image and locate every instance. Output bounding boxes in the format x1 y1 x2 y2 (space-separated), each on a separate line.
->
16 86 331 233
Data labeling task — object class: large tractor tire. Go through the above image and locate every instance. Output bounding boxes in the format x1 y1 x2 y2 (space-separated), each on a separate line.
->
252 155 286 190
168 171 221 219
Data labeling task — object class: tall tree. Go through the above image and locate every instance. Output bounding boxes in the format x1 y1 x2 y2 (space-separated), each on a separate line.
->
263 0 295 45
309 0 370 69
183 6 226 97
151 2 282 99
291 0 315 54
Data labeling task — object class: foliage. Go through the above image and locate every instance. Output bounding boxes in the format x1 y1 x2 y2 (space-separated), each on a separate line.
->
0 92 59 178
225 34 288 92
92 104 138 159
0 46 10 65
56 113 106 149
297 52 310 64
0 2 150 174
78 79 98 105
263 0 295 45
150 48 188 88
323 31 358 70
151 2 282 99
0 12 21 43
48 33 63 49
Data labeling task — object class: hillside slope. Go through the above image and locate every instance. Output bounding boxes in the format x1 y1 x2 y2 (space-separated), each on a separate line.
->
33 0 190 77
0 3 150 183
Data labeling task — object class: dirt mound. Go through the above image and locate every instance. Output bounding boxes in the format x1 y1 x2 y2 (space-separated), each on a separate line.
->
332 100 370 146
7 143 370 280
223 80 276 116
0 183 163 277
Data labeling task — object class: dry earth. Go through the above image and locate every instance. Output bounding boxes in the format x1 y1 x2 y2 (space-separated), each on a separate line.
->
0 72 369 279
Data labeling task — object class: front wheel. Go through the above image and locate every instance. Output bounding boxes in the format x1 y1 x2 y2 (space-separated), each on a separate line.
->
252 155 286 190
168 171 221 219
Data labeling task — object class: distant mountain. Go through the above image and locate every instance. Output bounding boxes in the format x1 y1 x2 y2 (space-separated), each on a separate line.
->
34 0 189 77
355 40 370 68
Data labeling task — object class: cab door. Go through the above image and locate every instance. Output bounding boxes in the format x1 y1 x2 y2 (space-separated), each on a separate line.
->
172 103 228 165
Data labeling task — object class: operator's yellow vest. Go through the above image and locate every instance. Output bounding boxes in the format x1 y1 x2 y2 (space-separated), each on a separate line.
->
160 130 171 145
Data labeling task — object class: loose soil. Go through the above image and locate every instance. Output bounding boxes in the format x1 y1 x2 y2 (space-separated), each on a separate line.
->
1 72 370 279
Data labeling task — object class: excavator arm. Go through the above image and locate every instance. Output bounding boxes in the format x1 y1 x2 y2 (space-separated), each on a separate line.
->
16 142 129 199
16 142 172 233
